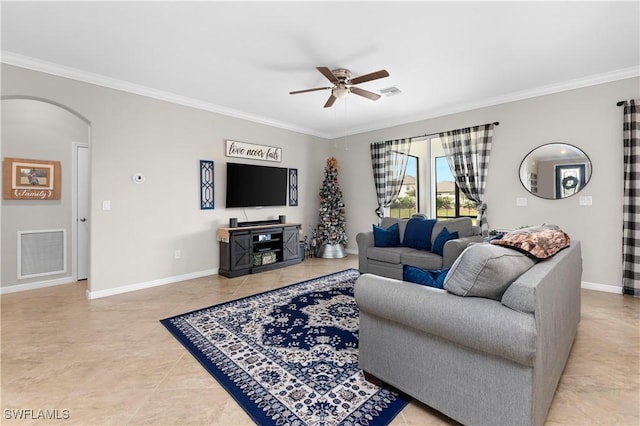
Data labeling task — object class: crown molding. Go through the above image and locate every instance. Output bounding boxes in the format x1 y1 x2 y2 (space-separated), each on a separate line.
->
329 66 640 139
1 51 332 139
3 51 637 140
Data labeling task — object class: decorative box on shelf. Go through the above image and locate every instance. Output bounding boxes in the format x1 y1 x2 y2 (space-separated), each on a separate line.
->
253 251 277 266
261 252 277 265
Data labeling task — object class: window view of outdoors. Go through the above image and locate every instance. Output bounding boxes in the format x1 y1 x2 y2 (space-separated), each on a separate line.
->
389 155 418 219
435 156 477 221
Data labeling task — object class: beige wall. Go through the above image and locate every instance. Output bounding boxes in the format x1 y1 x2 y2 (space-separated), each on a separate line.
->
1 64 328 294
338 76 639 290
2 63 637 294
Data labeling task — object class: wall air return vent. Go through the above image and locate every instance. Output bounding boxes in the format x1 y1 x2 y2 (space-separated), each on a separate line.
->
18 229 66 279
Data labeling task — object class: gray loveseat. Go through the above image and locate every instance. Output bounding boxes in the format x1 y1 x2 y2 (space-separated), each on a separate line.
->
356 216 483 279
354 241 582 426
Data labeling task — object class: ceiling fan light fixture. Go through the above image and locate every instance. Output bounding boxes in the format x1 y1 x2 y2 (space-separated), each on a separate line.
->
332 86 350 99
290 66 389 107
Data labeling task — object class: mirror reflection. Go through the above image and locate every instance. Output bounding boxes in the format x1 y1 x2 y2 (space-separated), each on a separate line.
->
519 143 592 200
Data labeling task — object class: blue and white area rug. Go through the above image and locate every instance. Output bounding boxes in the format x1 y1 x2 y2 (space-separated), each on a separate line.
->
160 269 410 425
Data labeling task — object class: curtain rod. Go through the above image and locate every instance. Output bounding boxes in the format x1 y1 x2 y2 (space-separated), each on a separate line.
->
617 101 625 106
404 121 500 141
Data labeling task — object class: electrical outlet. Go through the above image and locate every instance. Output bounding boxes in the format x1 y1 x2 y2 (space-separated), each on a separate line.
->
174 250 181 259
516 197 528 207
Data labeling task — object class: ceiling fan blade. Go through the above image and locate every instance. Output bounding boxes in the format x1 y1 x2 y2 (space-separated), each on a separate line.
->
324 95 337 108
317 67 339 84
350 69 389 85
350 86 381 101
289 87 332 95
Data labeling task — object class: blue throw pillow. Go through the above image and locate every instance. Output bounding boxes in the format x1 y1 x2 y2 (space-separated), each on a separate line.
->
432 227 459 256
403 265 450 289
487 233 503 241
402 218 437 251
372 223 400 247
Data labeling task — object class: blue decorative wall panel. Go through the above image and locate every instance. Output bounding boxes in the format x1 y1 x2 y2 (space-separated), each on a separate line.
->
289 168 298 206
200 160 214 209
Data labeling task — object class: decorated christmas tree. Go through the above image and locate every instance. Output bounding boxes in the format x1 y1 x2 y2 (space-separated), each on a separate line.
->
316 157 348 247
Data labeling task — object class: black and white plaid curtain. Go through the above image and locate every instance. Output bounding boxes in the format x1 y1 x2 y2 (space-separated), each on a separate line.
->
622 99 639 296
370 138 412 218
439 124 494 237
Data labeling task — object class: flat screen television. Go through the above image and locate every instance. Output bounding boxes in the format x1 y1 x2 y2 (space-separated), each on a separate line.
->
226 162 288 208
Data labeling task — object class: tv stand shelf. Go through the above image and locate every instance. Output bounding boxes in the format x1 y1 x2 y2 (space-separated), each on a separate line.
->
217 223 302 278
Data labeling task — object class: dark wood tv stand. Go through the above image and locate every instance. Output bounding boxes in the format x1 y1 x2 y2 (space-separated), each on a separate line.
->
217 223 302 278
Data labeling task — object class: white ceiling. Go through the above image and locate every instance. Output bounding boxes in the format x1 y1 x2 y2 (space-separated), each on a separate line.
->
2 1 639 139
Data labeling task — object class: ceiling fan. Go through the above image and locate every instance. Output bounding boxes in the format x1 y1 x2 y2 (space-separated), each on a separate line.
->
289 67 390 108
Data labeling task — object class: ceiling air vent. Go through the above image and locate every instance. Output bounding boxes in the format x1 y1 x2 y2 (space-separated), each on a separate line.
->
380 86 402 97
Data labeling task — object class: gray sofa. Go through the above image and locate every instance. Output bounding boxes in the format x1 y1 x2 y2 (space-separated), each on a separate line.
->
356 216 483 279
354 241 582 426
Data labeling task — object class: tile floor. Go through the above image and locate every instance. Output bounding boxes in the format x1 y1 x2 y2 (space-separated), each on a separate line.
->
1 255 639 425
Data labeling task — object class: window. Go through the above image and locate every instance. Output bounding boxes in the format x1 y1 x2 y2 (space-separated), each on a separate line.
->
389 154 419 219
431 138 477 222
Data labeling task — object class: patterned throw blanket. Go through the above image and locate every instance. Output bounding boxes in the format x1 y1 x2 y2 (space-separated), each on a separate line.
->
491 224 570 260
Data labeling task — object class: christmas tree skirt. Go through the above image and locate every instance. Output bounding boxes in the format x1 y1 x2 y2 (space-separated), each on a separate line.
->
318 242 346 258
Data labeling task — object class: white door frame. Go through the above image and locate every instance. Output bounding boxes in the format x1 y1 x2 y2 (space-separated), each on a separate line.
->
73 142 90 281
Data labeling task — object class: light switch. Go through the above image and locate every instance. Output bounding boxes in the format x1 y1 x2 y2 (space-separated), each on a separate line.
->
579 196 593 206
102 200 111 211
516 197 528 207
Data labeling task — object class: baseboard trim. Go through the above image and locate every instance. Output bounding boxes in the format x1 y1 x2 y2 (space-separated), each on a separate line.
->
0 276 76 294
85 268 219 300
581 281 622 294
1 271 623 298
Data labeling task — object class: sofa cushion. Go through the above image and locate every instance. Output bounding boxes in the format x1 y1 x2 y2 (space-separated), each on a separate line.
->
491 224 570 260
403 218 436 251
400 250 445 270
367 246 415 264
432 227 459 256
380 217 400 229
372 223 401 247
501 279 536 314
431 217 474 245
444 243 536 300
403 265 450 289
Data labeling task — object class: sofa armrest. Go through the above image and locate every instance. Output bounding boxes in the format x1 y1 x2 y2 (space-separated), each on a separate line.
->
356 231 375 273
529 242 582 425
442 236 484 267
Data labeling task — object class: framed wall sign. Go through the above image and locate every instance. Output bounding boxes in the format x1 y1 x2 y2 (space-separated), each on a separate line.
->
3 157 61 200
225 140 282 163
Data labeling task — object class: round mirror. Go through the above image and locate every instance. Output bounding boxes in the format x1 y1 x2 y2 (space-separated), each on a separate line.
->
519 143 592 199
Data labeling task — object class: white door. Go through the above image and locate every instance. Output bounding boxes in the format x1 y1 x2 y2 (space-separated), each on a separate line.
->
76 144 90 280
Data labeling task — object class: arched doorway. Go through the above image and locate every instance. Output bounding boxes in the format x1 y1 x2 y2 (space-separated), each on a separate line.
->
1 96 91 293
